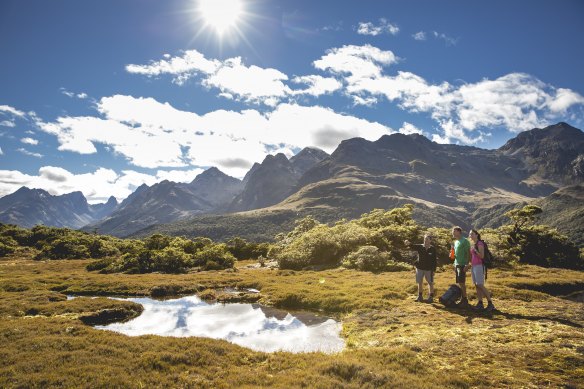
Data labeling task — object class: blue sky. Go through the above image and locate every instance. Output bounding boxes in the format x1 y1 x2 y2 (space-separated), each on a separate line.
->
1 0 583 203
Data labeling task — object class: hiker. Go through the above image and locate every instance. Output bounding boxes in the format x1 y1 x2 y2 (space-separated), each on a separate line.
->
469 229 495 312
405 235 437 303
451 226 471 307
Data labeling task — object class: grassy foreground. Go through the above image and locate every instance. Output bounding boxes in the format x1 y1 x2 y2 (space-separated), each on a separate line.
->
1 256 583 388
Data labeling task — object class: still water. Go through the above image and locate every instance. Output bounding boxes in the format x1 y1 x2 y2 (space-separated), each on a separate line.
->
95 295 345 353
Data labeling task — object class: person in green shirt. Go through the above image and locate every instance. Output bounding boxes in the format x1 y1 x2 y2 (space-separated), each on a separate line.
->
452 226 471 308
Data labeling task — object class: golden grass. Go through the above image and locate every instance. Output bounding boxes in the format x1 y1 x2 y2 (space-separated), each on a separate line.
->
1 256 583 388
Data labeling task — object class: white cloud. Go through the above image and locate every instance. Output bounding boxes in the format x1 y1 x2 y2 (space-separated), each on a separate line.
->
356 19 399 36
432 31 458 46
314 45 584 143
203 57 291 105
61 88 89 99
320 21 343 32
156 168 205 183
351 95 378 107
126 49 220 85
17 148 43 158
0 120 15 127
0 105 25 117
398 122 425 136
291 75 343 96
412 31 426 41
0 166 214 204
61 88 75 98
39 115 188 168
36 95 392 177
0 147 3 155
21 137 39 145
313 44 399 80
547 88 584 113
127 49 343 105
261 103 391 152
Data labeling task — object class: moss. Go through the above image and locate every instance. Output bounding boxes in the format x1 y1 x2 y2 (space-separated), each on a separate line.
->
0 256 583 387
79 305 143 325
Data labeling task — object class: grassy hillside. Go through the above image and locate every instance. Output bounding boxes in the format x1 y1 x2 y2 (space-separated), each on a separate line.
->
131 201 470 242
1 255 583 388
473 184 584 247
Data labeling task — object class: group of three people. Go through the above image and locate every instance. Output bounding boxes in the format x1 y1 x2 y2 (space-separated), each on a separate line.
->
405 226 495 312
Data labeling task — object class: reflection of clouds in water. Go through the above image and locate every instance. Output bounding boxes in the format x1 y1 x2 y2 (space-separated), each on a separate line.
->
96 295 344 353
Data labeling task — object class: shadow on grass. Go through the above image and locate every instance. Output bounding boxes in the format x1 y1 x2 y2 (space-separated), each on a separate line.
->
431 303 583 328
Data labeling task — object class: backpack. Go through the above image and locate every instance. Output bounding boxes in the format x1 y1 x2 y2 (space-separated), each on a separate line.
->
476 240 493 268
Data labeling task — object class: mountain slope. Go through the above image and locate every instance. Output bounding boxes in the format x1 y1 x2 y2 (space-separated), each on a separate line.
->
228 147 329 212
499 122 584 187
0 187 118 229
473 184 584 247
143 122 584 242
88 168 243 237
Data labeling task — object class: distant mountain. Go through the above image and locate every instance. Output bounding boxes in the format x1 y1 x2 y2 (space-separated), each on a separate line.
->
0 187 118 229
90 196 119 221
277 123 583 216
87 168 243 237
289 147 330 176
141 122 584 242
189 167 245 211
473 184 584 247
499 122 584 186
3 123 582 243
228 147 329 212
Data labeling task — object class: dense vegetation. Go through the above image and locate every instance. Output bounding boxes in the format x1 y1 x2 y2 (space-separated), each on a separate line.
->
2 203 582 274
273 206 422 270
273 204 584 271
0 224 268 274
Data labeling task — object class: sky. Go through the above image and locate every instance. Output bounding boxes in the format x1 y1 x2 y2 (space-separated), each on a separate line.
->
1 0 584 203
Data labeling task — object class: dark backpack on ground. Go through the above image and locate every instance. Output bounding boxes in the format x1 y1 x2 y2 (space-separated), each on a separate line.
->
439 284 462 307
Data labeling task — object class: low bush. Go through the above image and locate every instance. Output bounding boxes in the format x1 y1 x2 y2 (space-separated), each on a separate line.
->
342 246 410 272
193 243 236 271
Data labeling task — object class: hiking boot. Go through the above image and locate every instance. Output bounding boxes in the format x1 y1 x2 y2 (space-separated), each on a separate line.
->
424 294 434 303
415 294 424 302
455 297 469 308
485 302 495 312
473 301 485 311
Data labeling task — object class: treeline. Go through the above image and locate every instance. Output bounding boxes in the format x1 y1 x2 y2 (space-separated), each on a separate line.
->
1 204 582 273
271 204 584 271
0 224 269 273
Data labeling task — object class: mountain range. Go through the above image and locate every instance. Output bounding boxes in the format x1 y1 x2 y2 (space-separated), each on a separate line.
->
0 187 118 229
1 122 583 245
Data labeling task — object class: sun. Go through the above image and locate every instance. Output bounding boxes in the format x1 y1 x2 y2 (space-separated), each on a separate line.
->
198 0 243 35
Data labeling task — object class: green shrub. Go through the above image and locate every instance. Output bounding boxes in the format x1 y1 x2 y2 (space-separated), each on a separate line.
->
480 204 584 270
116 239 145 256
150 247 191 273
35 238 90 260
87 238 121 258
276 205 419 270
144 234 172 251
341 245 410 272
226 237 271 260
0 241 16 257
0 235 18 248
86 257 116 272
342 246 390 272
192 243 236 270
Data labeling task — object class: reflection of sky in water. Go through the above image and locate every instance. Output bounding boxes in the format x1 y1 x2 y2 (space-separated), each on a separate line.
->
95 295 344 353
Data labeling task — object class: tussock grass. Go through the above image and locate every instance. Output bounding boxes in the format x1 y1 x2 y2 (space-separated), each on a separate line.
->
0 255 583 387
